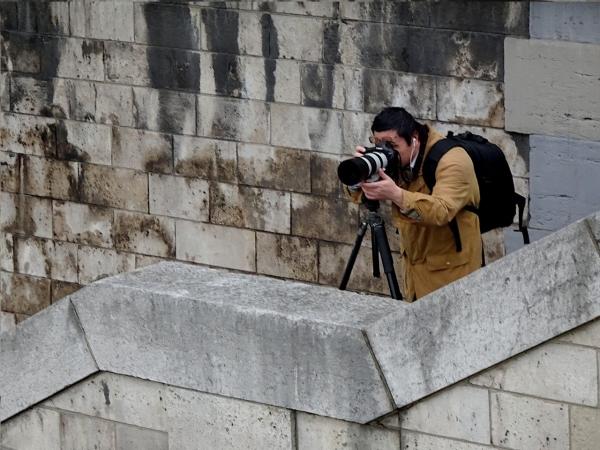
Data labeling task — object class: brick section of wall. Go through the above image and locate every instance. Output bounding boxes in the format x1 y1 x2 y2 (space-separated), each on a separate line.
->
0 0 533 316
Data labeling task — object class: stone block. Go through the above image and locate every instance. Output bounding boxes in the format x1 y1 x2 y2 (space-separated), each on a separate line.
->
201 53 300 103
366 217 600 409
149 174 209 221
105 41 201 91
297 412 399 450
113 211 175 258
61 412 116 450
211 182 291 234
238 144 311 193
51 280 81 303
51 78 96 122
311 152 345 197
430 1 528 35
14 236 51 278
270 15 323 62
505 38 600 141
325 23 503 81
112 127 172 174
529 135 600 231
14 237 77 282
197 96 269 144
56 120 111 165
116 424 167 450
166 386 292 450
176 220 256 271
10 76 58 117
173 135 237 182
558 318 600 348
134 2 202 50
531 2 600 44
95 83 133 127
401 430 496 450
481 228 506 264
0 295 97 422
401 384 490 443
319 241 404 297
301 63 362 110
256 232 318 282
571 405 600 449
0 113 56 158
471 342 598 406
17 2 69 35
133 87 196 135
53 200 114 248
0 232 13 272
342 111 375 152
490 392 568 449
22 155 78 201
44 372 168 431
0 31 41 74
80 164 148 212
70 0 134 41
292 193 358 243
77 246 136 285
363 71 435 119
0 407 60 450
271 104 343 153
71 262 398 423
40 37 104 81
436 78 504 128
255 2 338 18
0 192 53 239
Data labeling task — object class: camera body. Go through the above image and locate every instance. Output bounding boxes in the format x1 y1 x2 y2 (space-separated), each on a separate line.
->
337 142 398 187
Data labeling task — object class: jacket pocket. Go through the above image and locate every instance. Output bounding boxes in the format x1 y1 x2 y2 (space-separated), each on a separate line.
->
425 251 471 271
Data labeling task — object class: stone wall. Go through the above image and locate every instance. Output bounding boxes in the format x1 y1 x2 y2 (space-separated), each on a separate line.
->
0 1 531 321
2 317 599 450
504 1 600 248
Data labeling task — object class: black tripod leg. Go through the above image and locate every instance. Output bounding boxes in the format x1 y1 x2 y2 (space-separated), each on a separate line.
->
372 223 402 300
371 231 380 278
339 221 369 290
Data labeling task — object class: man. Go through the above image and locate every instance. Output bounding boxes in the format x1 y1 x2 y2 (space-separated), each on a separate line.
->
350 107 482 301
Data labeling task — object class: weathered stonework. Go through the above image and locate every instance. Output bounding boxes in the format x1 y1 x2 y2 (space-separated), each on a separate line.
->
173 135 237 182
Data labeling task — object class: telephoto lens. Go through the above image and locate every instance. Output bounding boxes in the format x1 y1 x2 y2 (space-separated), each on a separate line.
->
337 142 396 187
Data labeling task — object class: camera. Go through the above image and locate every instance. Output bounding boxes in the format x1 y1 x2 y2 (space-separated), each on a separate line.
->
337 142 398 187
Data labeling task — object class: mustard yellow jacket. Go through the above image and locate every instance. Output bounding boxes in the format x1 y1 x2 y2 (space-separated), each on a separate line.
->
350 126 482 301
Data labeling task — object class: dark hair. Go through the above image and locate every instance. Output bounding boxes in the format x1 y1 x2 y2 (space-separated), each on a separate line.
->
371 107 427 145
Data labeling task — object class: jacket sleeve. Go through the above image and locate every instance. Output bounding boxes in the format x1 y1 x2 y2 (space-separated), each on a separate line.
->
400 147 478 226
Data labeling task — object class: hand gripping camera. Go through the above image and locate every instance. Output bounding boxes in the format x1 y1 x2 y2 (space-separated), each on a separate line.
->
337 142 398 187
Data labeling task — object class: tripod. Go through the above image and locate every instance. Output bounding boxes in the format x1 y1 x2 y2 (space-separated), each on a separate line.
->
339 199 403 300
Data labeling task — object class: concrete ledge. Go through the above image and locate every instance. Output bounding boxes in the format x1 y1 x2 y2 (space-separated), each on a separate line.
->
0 300 98 421
2 212 600 424
367 213 600 408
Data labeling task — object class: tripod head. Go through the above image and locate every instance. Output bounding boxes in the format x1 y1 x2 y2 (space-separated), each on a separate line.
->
362 197 380 212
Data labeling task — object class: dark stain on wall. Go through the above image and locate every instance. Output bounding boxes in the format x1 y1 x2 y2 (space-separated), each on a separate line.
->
323 21 341 64
202 8 240 54
143 4 199 134
141 3 198 50
55 121 91 163
0 2 18 31
211 54 242 98
39 36 62 80
260 13 278 102
302 64 334 108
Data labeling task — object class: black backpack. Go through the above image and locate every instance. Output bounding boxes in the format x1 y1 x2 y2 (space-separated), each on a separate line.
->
422 131 529 253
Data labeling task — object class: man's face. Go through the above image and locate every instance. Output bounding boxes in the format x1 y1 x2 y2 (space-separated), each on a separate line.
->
372 129 413 167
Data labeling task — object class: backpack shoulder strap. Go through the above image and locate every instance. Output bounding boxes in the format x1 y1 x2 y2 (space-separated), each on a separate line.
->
423 136 460 193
